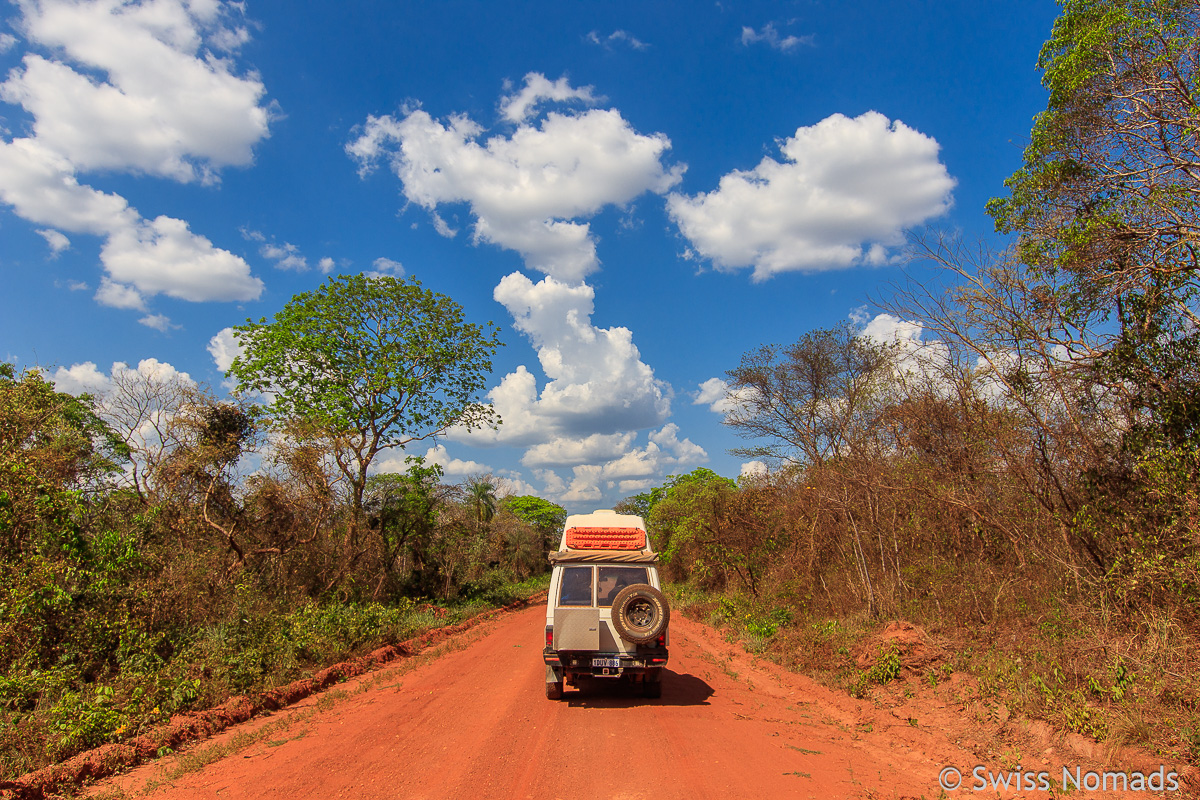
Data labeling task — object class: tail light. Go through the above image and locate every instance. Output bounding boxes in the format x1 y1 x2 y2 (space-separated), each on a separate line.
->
545 626 554 649
656 631 666 647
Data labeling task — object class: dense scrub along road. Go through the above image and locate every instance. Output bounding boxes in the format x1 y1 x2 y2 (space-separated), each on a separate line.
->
93 604 1153 800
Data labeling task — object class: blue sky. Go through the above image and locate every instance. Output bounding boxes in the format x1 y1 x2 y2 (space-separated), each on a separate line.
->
0 0 1060 510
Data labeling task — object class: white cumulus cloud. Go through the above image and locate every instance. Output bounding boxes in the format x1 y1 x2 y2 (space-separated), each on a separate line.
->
600 423 707 480
0 0 269 306
260 241 307 271
3 0 268 181
693 376 760 417
350 77 705 505
373 444 491 477
421 444 492 476
648 423 707 464
101 215 265 301
694 377 733 413
740 460 768 478
138 313 177 332
521 432 637 468
668 111 955 281
347 76 682 283
36 227 70 255
861 311 924 348
585 30 649 51
857 310 955 390
499 72 599 123
552 464 605 504
495 473 539 497
49 360 111 395
525 424 706 506
453 272 672 445
207 326 242 373
368 257 405 277
740 23 813 51
50 357 194 397
95 276 146 310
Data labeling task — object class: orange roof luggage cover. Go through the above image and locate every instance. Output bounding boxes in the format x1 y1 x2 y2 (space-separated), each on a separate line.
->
564 526 646 550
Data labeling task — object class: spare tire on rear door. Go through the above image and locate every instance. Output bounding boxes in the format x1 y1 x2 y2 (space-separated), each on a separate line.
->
610 584 670 644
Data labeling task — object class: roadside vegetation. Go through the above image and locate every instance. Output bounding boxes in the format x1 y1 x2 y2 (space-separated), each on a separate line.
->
0 274 564 781
628 0 1200 765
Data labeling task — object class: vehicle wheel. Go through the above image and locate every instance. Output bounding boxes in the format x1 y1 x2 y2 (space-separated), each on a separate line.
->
642 677 662 698
610 584 670 644
546 680 563 699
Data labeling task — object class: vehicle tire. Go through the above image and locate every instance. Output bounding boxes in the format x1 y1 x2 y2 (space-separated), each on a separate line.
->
610 584 670 644
546 680 563 699
642 676 662 698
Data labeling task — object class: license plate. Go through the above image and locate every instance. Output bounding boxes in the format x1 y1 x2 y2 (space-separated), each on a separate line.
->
591 658 620 668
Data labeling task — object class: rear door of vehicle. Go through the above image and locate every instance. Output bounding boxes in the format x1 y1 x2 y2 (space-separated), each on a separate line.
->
595 564 651 653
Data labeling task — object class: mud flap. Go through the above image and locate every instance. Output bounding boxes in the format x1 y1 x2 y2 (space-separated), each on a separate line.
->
545 663 565 699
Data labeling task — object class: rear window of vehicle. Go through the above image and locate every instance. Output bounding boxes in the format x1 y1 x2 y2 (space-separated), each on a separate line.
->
557 566 593 606
596 566 649 607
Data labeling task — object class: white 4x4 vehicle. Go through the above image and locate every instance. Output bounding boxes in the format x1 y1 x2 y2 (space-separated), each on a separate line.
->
542 509 670 699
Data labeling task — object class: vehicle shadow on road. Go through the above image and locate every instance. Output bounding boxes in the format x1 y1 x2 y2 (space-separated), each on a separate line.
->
564 670 714 708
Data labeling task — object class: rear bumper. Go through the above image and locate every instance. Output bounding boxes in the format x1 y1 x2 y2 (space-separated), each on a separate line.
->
544 648 668 678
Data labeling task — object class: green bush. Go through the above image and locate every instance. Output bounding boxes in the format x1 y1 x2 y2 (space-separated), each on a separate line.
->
48 686 125 758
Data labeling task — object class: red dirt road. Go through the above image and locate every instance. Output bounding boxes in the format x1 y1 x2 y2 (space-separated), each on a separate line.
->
93 605 1158 800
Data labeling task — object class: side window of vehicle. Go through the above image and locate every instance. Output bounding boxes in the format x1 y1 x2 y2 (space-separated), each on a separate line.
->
558 566 594 606
596 567 649 607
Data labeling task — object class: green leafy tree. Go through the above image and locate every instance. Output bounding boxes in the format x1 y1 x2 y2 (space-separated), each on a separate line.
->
1 364 127 555
502 495 567 555
502 495 566 533
644 469 737 562
227 274 502 591
466 477 498 524
615 488 667 521
644 468 779 593
364 458 444 599
613 492 652 520
987 0 1200 452
0 365 145 767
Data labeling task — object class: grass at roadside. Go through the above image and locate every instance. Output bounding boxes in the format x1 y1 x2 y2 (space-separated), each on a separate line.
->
664 581 1200 766
0 574 549 783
